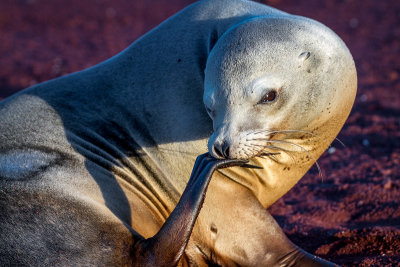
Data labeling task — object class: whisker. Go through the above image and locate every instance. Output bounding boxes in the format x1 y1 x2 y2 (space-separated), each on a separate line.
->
267 139 308 150
257 152 280 163
252 143 291 152
246 129 328 179
248 129 316 138
267 153 280 162
260 152 280 156
334 137 346 148
254 144 296 164
267 140 323 178
250 129 345 150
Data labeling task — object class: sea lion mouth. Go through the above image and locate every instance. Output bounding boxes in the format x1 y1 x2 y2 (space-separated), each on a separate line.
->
209 128 319 163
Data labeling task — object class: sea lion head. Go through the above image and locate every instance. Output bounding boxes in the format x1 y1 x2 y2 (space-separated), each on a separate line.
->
205 15 356 160
203 16 356 205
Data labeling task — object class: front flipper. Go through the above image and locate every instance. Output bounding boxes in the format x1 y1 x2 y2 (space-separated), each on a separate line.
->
132 153 246 267
188 169 339 267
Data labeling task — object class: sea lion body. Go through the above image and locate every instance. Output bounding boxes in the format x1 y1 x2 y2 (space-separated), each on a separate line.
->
0 0 356 266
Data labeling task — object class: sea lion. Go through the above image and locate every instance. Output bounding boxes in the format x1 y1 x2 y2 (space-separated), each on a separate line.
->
0 0 356 266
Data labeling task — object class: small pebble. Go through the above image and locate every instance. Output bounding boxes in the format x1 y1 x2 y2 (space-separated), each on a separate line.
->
349 18 359 28
360 94 368 102
383 179 392 190
362 139 370 147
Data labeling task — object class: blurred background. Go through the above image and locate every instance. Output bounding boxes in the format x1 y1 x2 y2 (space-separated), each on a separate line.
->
0 0 399 266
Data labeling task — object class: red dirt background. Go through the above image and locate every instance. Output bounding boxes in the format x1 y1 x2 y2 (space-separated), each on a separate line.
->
0 0 399 266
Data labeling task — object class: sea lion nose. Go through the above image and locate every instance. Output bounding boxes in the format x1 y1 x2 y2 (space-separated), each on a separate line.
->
214 141 230 159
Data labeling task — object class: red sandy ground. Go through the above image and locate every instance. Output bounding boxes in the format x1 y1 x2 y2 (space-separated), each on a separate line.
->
0 0 399 266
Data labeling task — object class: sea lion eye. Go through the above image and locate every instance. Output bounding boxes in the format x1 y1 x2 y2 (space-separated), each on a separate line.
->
259 90 278 104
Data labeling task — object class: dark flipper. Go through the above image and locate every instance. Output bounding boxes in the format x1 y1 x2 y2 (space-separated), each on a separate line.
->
132 153 246 267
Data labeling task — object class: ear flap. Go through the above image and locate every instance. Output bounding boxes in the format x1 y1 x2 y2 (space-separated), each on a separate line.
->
298 51 321 73
298 51 311 61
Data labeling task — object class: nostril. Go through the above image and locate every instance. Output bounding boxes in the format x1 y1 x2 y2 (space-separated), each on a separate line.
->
221 142 230 158
214 145 224 158
213 141 231 159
